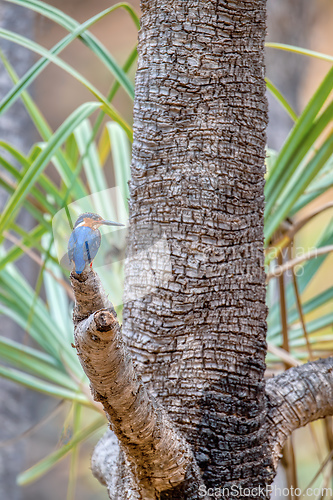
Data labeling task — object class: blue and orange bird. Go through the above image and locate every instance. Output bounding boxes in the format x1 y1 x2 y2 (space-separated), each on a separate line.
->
68 213 124 275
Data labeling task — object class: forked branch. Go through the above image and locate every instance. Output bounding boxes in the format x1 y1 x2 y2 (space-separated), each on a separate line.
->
70 270 333 499
70 268 196 498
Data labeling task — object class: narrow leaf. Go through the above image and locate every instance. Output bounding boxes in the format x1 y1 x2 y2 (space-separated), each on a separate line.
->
6 0 139 96
17 416 106 485
265 66 333 203
0 337 77 390
265 78 298 122
0 102 101 237
265 130 333 241
266 43 333 63
0 365 89 404
0 29 132 138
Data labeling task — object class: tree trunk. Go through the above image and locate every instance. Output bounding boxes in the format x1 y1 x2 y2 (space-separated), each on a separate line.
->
124 0 271 493
0 4 36 500
70 1 333 499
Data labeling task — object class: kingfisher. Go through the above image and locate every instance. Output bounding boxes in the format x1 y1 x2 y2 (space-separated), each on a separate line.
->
68 212 124 275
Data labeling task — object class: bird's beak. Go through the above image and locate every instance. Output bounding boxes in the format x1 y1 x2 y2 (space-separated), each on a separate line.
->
100 220 125 227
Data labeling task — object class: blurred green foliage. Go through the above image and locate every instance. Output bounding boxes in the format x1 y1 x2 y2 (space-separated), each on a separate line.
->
0 0 332 496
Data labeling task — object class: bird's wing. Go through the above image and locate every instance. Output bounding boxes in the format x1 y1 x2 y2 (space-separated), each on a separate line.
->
67 231 77 262
83 232 101 263
67 228 101 274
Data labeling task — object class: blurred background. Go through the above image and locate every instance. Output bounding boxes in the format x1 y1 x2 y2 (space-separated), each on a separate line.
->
0 0 332 499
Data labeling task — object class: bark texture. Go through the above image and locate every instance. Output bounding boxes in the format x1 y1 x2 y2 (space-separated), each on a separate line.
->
266 358 333 469
71 269 200 498
69 1 333 498
123 0 273 495
0 4 36 499
73 270 333 499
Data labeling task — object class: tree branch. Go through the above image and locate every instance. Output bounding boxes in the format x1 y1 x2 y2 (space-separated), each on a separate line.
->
266 245 333 281
70 268 197 498
265 357 333 469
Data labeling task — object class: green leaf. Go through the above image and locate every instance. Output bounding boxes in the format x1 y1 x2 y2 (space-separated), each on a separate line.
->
0 264 80 374
6 0 139 99
103 44 138 104
0 49 88 201
265 128 333 241
266 42 333 63
0 176 50 228
298 220 333 293
268 286 333 340
73 120 117 220
290 156 333 214
267 218 333 330
11 223 48 254
0 336 58 366
290 312 333 340
0 364 89 404
0 102 101 237
0 154 57 215
17 416 106 485
66 403 82 500
42 234 72 340
0 224 49 271
0 29 132 138
65 134 79 166
0 336 78 390
265 78 298 122
107 122 131 205
0 140 30 169
265 66 333 207
95 44 138 165
0 287 61 360
1 6 134 105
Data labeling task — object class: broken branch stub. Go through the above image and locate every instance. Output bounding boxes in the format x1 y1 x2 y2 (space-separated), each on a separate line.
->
70 268 197 497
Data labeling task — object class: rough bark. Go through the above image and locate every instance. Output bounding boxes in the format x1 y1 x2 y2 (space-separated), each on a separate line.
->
73 268 333 498
265 358 333 470
69 1 333 499
123 0 272 495
71 269 201 499
0 4 36 499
